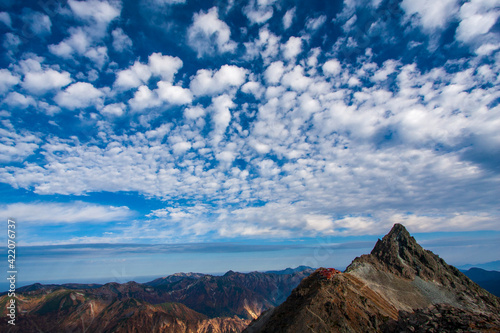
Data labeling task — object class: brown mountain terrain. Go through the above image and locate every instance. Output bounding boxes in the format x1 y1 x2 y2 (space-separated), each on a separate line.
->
0 268 312 333
245 224 500 332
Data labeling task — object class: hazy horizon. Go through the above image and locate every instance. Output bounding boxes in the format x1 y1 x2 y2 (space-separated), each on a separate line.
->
2 228 500 292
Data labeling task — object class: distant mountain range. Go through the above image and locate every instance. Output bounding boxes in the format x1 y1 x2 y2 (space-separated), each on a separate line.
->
0 267 313 332
459 260 500 271
264 265 313 275
245 224 500 332
462 267 500 297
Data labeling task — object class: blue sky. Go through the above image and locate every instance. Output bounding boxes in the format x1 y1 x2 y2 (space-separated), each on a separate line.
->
0 0 499 286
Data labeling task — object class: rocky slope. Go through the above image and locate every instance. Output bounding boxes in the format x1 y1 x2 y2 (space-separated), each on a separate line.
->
245 224 500 332
0 267 313 333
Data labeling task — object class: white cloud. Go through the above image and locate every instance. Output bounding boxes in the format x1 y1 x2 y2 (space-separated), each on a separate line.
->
264 61 285 84
22 69 72 94
216 150 235 163
0 202 133 224
281 65 311 91
49 41 75 58
15 56 44 74
128 85 160 111
243 0 276 24
0 69 20 93
184 105 206 119
401 0 459 30
282 36 302 60
187 7 237 57
54 82 104 110
112 28 133 52
348 76 361 86
457 13 498 43
114 53 182 90
283 7 295 30
322 59 341 76
172 141 192 154
49 28 91 58
371 59 398 82
305 15 327 31
3 92 35 109
2 10 500 243
455 0 500 44
0 128 40 162
475 43 500 56
48 3 115 66
211 94 234 143
251 141 271 154
190 65 247 96
114 61 151 90
3 33 21 54
389 212 500 233
148 53 183 82
68 0 121 26
147 206 208 221
86 69 99 82
85 46 109 69
125 77 191 112
243 27 281 63
21 10 52 36
299 93 321 115
39 101 61 116
305 214 334 231
0 12 11 27
241 81 264 98
157 81 193 105
101 102 126 116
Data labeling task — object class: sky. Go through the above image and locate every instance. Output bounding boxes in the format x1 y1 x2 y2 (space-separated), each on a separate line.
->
0 0 499 287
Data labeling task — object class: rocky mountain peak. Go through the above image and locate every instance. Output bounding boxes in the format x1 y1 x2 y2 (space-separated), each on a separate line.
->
245 224 500 333
370 223 425 278
346 223 459 284
372 223 419 259
224 270 237 277
377 223 414 246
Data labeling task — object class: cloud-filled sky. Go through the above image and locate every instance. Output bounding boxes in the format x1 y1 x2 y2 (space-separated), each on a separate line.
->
0 0 499 283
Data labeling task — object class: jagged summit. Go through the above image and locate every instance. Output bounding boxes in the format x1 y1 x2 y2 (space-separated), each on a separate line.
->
372 223 419 257
370 223 423 278
346 224 467 288
346 223 500 313
375 223 414 248
223 270 237 276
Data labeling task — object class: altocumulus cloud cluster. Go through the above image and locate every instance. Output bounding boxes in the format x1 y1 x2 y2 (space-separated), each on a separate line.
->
0 0 499 245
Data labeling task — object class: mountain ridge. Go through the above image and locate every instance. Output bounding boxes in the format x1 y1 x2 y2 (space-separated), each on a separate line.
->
0 267 313 332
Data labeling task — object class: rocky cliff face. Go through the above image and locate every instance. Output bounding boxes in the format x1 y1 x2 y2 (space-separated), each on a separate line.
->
0 268 312 333
245 224 500 332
